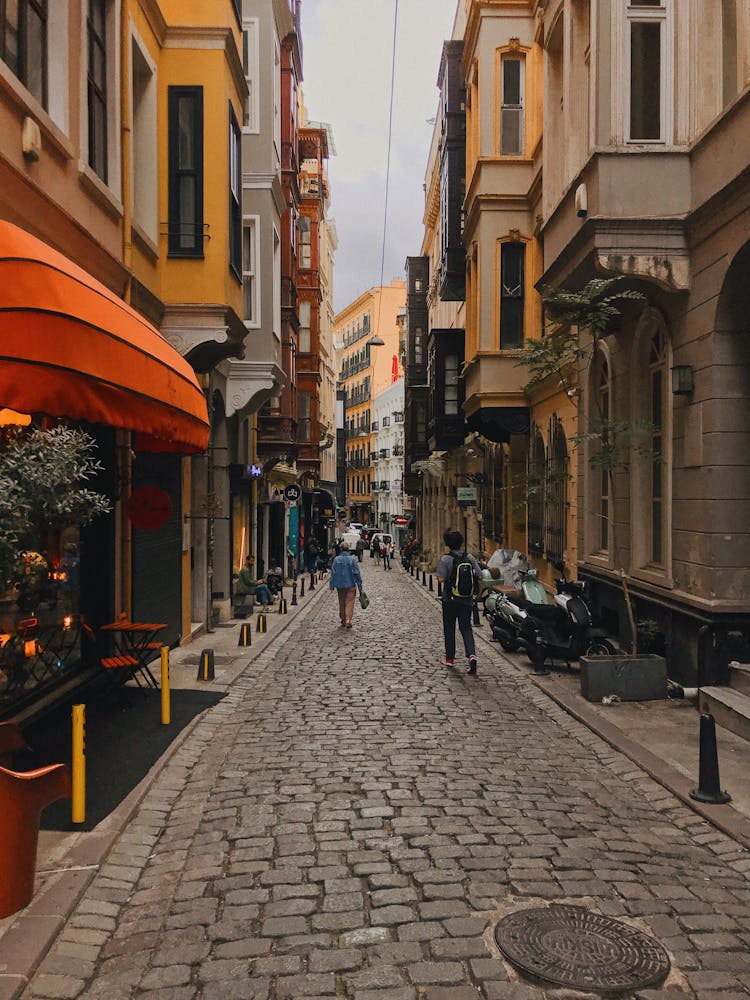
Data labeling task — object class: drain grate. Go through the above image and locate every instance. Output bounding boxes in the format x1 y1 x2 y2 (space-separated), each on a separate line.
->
494 904 671 994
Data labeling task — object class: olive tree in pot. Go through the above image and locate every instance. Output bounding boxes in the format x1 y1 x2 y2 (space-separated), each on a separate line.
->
517 277 667 701
0 425 111 622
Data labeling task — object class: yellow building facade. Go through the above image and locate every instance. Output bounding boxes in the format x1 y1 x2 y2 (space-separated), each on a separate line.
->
335 281 406 524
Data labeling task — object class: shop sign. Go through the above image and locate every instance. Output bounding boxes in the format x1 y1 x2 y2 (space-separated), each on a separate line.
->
283 483 301 502
457 486 477 506
126 485 172 530
392 515 408 525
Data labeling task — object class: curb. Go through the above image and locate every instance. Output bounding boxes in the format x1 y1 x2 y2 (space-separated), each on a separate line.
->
0 578 329 1000
401 562 750 852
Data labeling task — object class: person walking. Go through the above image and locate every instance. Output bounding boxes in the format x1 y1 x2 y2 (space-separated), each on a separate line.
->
436 529 481 674
355 536 366 563
329 541 363 628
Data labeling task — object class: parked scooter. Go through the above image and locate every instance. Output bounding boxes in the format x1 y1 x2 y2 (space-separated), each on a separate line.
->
490 562 616 667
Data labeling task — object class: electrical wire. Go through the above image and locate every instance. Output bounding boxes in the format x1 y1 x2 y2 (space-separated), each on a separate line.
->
374 0 399 341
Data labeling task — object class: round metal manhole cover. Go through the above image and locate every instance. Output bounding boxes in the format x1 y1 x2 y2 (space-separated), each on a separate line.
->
494 905 671 994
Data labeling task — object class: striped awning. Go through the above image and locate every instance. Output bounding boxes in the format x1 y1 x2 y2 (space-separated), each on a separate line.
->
0 221 209 452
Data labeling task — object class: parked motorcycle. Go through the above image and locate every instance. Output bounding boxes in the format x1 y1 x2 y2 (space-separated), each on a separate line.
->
490 563 616 667
265 566 284 596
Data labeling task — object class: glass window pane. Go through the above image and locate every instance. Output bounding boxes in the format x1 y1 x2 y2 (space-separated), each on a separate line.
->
179 176 196 247
503 59 521 104
24 7 45 104
630 21 661 139
4 0 20 73
178 99 195 169
501 108 522 155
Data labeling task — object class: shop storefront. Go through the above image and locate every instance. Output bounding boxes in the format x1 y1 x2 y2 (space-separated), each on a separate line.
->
0 222 209 720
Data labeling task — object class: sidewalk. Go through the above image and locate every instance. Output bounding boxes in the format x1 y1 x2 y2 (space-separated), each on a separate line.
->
0 576 332 1000
406 565 750 846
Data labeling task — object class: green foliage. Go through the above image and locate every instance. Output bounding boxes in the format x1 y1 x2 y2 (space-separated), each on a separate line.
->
517 277 646 393
572 419 655 472
0 426 111 589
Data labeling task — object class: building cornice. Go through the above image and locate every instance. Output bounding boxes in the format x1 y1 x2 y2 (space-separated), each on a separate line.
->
163 26 248 102
216 358 286 417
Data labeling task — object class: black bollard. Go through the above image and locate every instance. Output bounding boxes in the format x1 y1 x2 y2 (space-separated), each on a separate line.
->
197 648 215 681
429 575 434 592
238 624 252 647
422 571 426 586
278 597 287 615
472 601 481 626
690 714 732 804
531 635 550 676
309 574 316 591
437 580 443 597
257 613 267 634
300 578 305 598
291 582 298 607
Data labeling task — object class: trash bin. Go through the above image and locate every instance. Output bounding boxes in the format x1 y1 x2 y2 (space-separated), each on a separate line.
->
0 763 71 918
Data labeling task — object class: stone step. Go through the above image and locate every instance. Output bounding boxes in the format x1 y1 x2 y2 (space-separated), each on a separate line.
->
729 661 750 697
699 686 750 743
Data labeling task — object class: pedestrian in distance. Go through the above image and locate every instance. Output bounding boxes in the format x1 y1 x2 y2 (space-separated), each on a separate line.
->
436 528 481 674
304 538 319 574
329 541 363 628
381 538 392 571
355 536 366 563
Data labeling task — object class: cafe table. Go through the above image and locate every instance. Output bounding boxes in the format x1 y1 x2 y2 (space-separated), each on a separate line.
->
99 620 167 688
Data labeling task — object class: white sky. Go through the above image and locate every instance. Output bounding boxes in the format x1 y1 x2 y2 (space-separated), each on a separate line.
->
300 0 459 315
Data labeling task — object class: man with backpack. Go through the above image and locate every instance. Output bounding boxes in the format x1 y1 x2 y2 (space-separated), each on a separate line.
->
436 529 482 674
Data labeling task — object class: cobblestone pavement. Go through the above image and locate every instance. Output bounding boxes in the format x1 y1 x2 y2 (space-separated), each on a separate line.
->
22 562 750 999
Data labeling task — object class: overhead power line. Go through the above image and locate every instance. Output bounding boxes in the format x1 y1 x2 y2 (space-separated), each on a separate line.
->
375 0 399 340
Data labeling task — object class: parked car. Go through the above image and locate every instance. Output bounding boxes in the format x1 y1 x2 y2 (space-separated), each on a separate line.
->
371 532 394 550
347 522 364 534
340 530 362 549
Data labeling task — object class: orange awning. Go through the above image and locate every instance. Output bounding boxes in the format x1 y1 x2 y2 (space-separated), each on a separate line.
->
0 221 209 452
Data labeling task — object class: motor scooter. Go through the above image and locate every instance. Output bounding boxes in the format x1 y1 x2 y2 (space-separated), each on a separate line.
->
265 566 284 597
490 564 616 668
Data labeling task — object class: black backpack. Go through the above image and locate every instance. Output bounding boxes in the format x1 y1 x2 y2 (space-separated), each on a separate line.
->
450 552 476 598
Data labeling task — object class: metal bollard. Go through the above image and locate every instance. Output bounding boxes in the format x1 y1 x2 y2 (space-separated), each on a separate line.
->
437 580 443 597
257 613 267 634
291 582 298 606
300 578 305 598
161 646 171 725
71 704 85 824
422 571 426 586
472 602 481 626
309 574 316 591
278 597 287 615
238 623 252 646
429 575 433 592
690 714 731 804
197 648 215 681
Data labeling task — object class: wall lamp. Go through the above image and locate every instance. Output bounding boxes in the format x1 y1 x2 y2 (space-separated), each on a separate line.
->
671 364 694 396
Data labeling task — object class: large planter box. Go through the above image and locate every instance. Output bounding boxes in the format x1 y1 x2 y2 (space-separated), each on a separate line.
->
580 654 667 703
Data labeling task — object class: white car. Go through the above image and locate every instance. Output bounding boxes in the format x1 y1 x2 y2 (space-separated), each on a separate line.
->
371 532 394 550
340 530 363 549
347 522 364 533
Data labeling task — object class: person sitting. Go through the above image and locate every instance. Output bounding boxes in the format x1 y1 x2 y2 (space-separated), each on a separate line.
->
254 578 272 609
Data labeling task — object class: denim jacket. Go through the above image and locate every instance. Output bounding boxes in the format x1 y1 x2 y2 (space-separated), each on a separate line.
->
329 552 362 591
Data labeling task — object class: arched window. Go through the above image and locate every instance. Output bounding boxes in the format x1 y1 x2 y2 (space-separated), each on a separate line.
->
545 416 568 563
648 327 667 566
597 354 611 554
527 425 545 554
630 308 671 579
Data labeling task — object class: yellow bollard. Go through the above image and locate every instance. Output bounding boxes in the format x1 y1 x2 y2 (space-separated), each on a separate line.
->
71 703 86 824
161 646 170 725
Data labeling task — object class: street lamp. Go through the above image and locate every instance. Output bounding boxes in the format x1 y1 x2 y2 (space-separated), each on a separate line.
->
367 335 385 346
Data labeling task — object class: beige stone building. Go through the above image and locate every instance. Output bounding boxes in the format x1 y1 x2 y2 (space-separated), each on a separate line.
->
533 0 750 683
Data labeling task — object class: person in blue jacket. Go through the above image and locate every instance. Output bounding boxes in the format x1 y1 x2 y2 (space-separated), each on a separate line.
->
329 541 363 628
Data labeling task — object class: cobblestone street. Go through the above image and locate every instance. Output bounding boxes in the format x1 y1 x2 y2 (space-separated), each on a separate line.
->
22 562 750 1000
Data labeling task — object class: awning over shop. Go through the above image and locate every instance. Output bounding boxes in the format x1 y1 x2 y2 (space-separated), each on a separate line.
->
0 221 209 452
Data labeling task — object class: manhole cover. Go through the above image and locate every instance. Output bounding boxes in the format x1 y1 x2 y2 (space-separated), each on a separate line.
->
494 905 671 994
